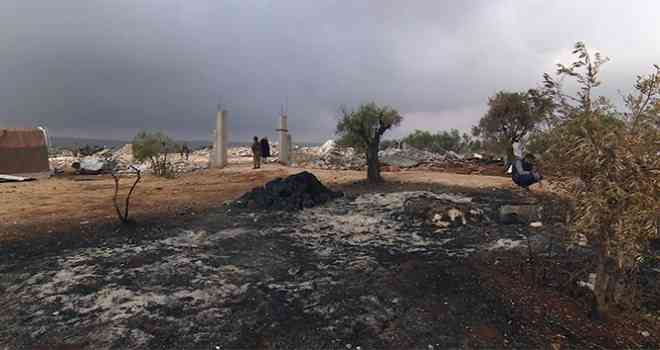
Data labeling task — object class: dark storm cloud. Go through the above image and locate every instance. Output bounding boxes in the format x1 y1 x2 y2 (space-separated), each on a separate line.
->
1 1 659 142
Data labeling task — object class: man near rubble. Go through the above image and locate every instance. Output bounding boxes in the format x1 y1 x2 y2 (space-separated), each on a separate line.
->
251 136 262 169
260 137 271 164
181 143 191 160
512 153 543 190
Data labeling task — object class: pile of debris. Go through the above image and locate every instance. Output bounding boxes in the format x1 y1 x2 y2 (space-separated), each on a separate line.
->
379 146 451 168
50 144 208 176
289 139 504 176
234 171 343 211
292 140 366 170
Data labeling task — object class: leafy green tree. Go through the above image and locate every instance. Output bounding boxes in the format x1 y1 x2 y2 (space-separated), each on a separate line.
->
337 102 402 183
402 129 480 153
541 42 659 315
132 131 177 177
473 90 552 160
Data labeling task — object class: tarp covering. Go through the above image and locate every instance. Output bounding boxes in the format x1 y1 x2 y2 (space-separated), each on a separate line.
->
0 128 50 175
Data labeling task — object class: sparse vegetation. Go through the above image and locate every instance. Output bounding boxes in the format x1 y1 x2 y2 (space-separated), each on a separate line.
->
402 129 481 154
336 102 402 183
540 41 660 316
132 131 177 178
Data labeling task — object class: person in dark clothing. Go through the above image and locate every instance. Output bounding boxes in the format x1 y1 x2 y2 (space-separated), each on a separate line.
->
512 153 543 190
181 143 191 160
260 137 271 163
251 136 261 169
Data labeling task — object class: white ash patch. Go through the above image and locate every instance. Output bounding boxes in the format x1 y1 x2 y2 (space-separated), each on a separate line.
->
3 226 257 348
485 238 525 251
293 191 478 256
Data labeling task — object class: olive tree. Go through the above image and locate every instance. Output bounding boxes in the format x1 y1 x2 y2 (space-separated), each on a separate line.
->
541 42 659 316
132 131 177 177
336 102 402 183
473 90 552 160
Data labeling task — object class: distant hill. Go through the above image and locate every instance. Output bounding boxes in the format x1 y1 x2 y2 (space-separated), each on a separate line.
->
50 137 212 150
50 136 321 150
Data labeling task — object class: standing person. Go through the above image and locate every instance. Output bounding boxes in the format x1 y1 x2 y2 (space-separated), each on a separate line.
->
251 136 262 169
260 137 271 164
182 143 191 160
512 153 543 190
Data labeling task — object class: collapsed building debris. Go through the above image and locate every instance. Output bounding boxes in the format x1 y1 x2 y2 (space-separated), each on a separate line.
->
289 140 506 176
48 138 505 177
234 171 343 211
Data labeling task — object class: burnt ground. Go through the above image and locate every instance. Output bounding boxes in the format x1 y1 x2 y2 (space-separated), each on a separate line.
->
0 182 658 350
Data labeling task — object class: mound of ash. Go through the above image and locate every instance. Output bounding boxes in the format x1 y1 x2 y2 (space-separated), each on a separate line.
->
235 171 343 211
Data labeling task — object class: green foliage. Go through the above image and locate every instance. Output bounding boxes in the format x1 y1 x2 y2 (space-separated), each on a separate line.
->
336 102 403 149
540 42 660 314
132 131 177 178
474 90 552 159
402 129 481 154
336 102 402 182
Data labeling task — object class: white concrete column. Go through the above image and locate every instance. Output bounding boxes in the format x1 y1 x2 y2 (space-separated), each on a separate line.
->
287 134 292 157
279 114 289 165
212 110 228 168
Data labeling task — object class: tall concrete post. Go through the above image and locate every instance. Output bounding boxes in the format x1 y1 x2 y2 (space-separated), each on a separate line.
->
278 114 289 165
287 134 292 157
212 110 228 168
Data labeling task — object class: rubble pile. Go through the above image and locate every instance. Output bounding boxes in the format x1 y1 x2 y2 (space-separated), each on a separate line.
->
50 144 208 176
234 171 343 211
288 139 504 176
379 146 448 168
292 140 366 170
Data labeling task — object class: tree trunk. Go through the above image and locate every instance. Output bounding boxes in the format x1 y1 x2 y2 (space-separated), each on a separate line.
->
366 142 382 183
506 142 515 163
593 244 640 316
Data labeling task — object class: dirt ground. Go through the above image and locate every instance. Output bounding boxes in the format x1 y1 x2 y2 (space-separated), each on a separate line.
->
1 165 657 350
0 164 512 242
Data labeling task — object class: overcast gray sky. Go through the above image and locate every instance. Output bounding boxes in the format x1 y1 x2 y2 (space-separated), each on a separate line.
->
1 1 659 142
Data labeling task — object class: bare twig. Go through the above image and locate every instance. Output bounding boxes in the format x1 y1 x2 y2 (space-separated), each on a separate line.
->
123 165 142 222
111 172 124 222
111 166 142 224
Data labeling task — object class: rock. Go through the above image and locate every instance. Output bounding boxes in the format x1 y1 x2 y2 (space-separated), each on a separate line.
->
404 196 481 228
499 205 542 224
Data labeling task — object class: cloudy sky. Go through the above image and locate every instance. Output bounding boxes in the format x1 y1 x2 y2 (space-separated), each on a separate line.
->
1 1 659 142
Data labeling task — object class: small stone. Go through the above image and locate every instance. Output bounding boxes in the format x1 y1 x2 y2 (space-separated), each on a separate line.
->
641 331 650 337
346 344 352 349
530 221 543 228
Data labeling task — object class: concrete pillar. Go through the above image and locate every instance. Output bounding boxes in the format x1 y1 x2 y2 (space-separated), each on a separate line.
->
287 134 293 157
212 110 228 168
279 114 289 165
